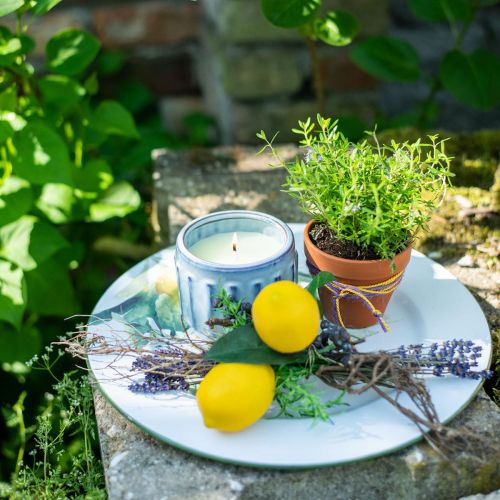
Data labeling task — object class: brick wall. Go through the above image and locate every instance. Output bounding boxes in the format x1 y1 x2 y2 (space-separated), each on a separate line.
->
13 0 500 143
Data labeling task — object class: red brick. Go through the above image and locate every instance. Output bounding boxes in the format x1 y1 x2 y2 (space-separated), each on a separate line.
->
92 1 201 48
320 53 379 92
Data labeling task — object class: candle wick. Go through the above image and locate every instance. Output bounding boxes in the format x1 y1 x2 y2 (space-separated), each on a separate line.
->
232 233 238 252
232 242 237 252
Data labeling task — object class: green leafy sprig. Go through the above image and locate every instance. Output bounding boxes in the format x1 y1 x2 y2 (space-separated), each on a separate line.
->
258 115 453 260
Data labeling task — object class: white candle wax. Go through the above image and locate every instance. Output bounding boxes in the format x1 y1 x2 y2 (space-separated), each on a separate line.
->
189 231 282 265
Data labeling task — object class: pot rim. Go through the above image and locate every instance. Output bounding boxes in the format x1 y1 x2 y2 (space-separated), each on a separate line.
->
304 219 412 266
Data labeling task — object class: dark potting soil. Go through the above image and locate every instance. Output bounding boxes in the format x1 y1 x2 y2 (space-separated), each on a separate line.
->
309 222 381 260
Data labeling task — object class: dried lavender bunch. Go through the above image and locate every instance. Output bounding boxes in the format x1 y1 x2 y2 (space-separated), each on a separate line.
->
128 350 213 394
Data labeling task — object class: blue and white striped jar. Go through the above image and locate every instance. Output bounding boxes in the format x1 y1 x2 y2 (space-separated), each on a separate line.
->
175 210 298 332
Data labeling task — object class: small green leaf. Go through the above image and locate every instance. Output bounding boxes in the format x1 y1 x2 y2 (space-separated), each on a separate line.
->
0 324 41 363
261 0 321 28
11 122 73 186
90 101 140 138
440 49 500 110
0 28 22 66
0 87 17 111
0 259 26 330
0 0 23 17
0 111 26 142
0 176 32 227
25 257 78 316
88 181 140 222
409 0 472 22
32 0 63 15
314 10 358 47
0 215 68 270
74 159 113 199
306 271 335 297
46 28 100 76
39 75 85 113
97 49 125 76
351 36 421 81
35 183 75 223
204 324 307 364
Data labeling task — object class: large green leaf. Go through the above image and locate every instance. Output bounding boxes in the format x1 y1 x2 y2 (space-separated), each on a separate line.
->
440 49 500 110
0 0 23 17
46 28 100 76
38 75 85 114
261 0 321 28
89 101 139 139
0 111 26 142
88 181 141 222
25 257 78 316
306 271 335 297
33 0 63 15
35 183 75 223
205 324 307 364
0 176 32 227
409 0 472 22
74 159 113 199
0 324 41 363
0 27 22 66
0 87 17 111
351 36 420 81
314 10 358 47
0 215 68 270
0 259 26 330
11 122 73 185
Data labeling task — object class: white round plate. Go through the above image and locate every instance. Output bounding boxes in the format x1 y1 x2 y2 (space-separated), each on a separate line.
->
88 224 491 468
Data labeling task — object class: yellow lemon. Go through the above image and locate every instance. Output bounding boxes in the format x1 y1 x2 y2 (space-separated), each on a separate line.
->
252 281 320 353
196 363 275 432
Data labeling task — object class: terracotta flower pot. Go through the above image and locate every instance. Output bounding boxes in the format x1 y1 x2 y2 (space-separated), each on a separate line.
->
303 220 412 329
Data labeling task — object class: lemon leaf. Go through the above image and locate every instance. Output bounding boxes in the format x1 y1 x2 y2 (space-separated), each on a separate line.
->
204 324 307 365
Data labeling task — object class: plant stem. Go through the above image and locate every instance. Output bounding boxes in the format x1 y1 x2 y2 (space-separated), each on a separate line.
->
305 36 325 115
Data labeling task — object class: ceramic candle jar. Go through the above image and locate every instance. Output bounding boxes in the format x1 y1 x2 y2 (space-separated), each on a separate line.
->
175 210 298 332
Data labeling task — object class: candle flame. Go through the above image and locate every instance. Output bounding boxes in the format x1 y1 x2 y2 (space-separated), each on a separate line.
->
232 232 238 252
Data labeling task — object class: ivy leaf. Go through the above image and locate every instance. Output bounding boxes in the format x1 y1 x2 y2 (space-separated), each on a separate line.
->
0 259 26 330
0 176 32 227
88 181 140 222
11 122 73 186
0 324 41 363
39 75 86 114
306 271 335 297
0 0 23 17
0 87 17 111
46 28 100 76
35 183 75 224
74 159 113 199
32 0 63 15
25 257 79 316
261 0 321 28
314 10 358 47
409 0 473 22
204 324 307 365
89 101 140 139
351 36 420 81
0 215 68 271
0 27 22 66
0 111 26 142
439 49 500 110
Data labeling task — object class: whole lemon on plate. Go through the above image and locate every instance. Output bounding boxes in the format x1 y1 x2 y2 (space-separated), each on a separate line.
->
252 281 320 353
196 363 275 432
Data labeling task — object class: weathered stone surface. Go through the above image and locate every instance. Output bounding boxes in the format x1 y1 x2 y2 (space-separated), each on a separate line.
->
200 31 308 100
202 0 300 43
93 1 201 48
91 144 500 499
95 380 500 500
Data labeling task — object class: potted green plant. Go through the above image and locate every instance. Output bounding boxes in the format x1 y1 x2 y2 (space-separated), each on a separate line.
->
258 116 452 330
